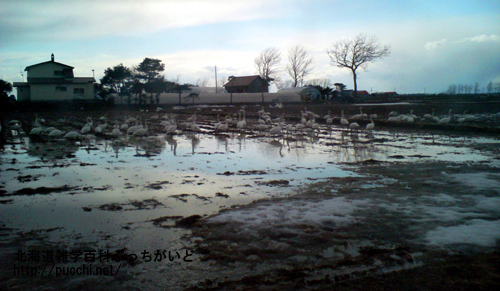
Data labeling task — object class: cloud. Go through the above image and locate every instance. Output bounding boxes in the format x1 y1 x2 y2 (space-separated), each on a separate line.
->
2 1 499 95
424 34 500 51
462 34 500 43
1 0 285 42
424 38 448 50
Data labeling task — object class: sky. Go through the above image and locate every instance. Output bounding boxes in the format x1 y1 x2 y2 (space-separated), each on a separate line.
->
1 0 499 95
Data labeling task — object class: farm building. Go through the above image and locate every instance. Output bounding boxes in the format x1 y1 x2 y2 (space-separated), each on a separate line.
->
13 54 95 102
224 75 269 93
277 87 322 101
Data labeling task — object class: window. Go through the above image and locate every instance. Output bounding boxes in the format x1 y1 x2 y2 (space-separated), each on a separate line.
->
74 88 84 94
54 70 63 76
55 86 67 92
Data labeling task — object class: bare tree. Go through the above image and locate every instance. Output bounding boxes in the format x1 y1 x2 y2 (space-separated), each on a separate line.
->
474 82 480 94
306 78 332 88
218 77 227 90
275 79 295 90
196 78 208 87
466 84 473 94
285 45 314 87
487 81 493 93
255 47 282 85
447 84 457 95
327 33 390 97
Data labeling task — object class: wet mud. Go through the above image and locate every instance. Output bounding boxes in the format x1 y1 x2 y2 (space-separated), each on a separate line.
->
188 159 500 290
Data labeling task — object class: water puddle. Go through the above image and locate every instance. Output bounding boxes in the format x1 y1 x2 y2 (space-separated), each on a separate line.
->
1 123 499 290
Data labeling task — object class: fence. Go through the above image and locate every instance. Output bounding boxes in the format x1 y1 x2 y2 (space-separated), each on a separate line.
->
113 92 303 105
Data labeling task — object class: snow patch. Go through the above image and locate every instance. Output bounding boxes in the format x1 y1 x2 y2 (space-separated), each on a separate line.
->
475 197 500 212
209 197 370 228
419 205 484 222
426 219 500 247
446 173 500 191
426 193 461 204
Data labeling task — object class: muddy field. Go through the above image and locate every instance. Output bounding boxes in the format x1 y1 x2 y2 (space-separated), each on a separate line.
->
1 102 500 290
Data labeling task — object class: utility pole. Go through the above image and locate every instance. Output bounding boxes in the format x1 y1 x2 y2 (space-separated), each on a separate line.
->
215 66 217 93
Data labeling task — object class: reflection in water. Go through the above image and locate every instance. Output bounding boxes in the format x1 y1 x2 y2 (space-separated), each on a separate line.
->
1 125 499 261
111 139 126 158
236 132 246 152
215 134 228 153
9 125 498 172
26 139 80 160
134 136 165 156
81 134 97 154
336 141 375 163
165 135 178 156
269 140 282 148
269 139 284 157
309 134 320 144
187 133 201 155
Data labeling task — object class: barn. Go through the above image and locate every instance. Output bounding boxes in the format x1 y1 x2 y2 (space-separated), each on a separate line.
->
223 75 269 93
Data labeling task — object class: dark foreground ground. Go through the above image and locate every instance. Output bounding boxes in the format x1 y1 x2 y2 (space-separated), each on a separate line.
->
186 159 500 290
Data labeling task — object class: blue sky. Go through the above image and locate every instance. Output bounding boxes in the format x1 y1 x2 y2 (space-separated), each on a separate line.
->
1 0 499 95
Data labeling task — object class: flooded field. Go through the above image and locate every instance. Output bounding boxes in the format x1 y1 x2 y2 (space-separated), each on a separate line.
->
1 105 500 290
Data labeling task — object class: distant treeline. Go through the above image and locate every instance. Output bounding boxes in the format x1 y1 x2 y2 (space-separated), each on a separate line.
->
445 81 500 95
356 93 500 103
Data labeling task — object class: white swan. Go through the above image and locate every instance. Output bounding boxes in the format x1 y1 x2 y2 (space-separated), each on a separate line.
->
127 119 142 134
166 122 177 135
29 116 43 136
269 123 283 135
366 114 375 130
438 109 452 125
349 122 360 130
218 119 229 132
191 120 202 133
254 123 269 134
48 129 65 140
236 110 247 130
133 121 148 136
351 107 365 120
340 110 349 127
81 117 93 134
111 125 121 137
64 131 82 140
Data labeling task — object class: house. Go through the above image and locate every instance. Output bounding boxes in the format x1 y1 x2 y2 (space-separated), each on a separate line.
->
13 54 95 102
223 75 269 93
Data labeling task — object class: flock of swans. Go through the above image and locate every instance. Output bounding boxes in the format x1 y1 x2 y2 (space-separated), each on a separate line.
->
3 104 496 149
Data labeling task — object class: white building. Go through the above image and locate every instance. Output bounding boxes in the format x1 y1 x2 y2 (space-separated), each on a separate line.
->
13 54 95 102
